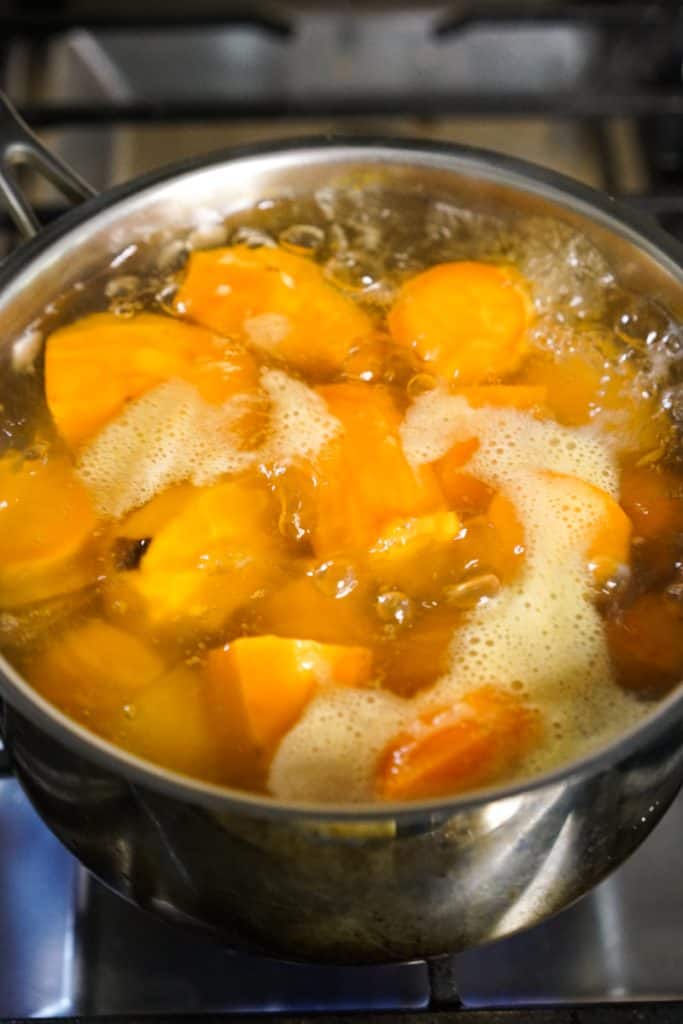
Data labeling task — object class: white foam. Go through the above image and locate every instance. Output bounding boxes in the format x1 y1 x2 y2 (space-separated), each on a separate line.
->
260 368 340 464
77 368 341 519
270 392 642 804
76 380 254 518
269 688 409 803
400 388 617 494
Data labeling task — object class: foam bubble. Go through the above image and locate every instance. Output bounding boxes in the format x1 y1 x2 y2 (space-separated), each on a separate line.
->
78 368 341 519
260 368 340 463
77 380 254 518
269 687 409 803
400 389 617 494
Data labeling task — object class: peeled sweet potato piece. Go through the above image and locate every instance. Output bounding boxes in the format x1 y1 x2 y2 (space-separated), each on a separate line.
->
377 686 542 800
45 311 255 447
27 619 165 727
312 382 445 557
205 635 373 755
0 453 97 607
388 261 532 384
368 511 462 595
607 592 683 697
542 471 632 586
259 574 374 647
619 464 683 541
434 439 493 516
114 666 225 782
376 606 463 697
485 493 526 582
106 480 282 635
174 245 373 376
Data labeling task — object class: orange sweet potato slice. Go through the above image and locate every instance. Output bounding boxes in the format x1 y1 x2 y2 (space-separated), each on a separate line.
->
377 686 542 800
0 453 97 607
28 618 165 726
114 666 225 782
312 382 445 556
174 245 373 376
376 606 463 697
45 311 255 447
106 480 282 635
434 439 493 516
485 493 526 582
368 511 462 596
388 261 533 384
619 464 683 541
542 471 632 586
606 592 683 697
205 635 373 754
259 574 375 647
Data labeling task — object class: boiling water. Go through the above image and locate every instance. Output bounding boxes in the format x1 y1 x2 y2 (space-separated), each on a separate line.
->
1 183 682 803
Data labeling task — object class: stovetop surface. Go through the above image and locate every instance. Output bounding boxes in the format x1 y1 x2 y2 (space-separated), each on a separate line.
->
2 777 682 1017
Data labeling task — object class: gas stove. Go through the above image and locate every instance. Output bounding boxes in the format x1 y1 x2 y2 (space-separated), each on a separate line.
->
1 3 683 1020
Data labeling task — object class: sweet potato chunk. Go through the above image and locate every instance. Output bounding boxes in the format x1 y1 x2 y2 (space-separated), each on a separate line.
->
485 493 526 582
376 607 462 697
114 667 225 782
28 619 165 726
377 686 542 800
205 635 373 754
620 464 683 541
313 382 445 557
108 481 282 635
45 312 255 446
259 574 374 646
388 261 532 384
434 439 493 516
542 471 632 586
0 453 97 607
113 484 196 542
174 245 373 375
607 592 683 697
368 511 462 595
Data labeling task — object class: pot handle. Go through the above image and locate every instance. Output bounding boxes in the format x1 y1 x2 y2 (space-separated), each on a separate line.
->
0 91 96 241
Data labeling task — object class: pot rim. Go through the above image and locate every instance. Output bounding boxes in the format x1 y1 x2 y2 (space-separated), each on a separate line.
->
1 133 682 823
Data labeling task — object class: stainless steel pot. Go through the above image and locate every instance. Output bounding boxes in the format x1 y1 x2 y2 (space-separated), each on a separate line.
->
0 93 682 965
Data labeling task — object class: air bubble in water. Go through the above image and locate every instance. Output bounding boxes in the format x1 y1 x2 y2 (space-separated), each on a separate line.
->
407 373 439 398
187 223 228 250
156 282 179 315
111 299 139 319
231 226 276 249
375 589 414 626
311 560 358 599
324 255 378 296
443 573 501 609
105 276 140 301
279 224 325 255
157 239 190 273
